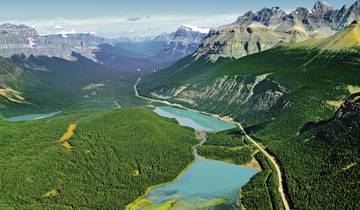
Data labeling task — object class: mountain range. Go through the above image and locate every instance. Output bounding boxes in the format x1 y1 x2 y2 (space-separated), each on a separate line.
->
0 23 209 71
194 0 360 61
115 25 209 62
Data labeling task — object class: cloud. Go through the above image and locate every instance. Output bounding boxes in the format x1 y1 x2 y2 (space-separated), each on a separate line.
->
127 16 150 22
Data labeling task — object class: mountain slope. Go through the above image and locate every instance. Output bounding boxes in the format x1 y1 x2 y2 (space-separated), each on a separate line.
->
290 19 360 50
0 57 27 104
138 23 360 208
1 53 146 117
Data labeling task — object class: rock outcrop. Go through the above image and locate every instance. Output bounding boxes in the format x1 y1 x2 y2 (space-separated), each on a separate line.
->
150 74 288 120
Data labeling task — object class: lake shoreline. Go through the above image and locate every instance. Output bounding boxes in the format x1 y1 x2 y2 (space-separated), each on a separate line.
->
126 107 260 210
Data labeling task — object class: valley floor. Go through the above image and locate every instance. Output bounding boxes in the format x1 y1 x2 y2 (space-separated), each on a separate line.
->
134 78 290 210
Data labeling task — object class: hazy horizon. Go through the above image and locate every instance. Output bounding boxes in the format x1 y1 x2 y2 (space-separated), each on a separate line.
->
0 0 356 38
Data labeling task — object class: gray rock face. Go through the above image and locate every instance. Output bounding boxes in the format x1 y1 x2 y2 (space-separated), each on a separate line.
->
38 34 106 61
337 0 360 28
195 0 360 61
151 74 288 119
0 24 106 61
163 25 209 58
236 7 287 27
0 24 40 50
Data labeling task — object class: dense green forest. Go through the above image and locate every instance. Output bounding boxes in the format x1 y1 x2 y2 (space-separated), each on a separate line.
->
139 45 360 208
0 108 197 209
197 130 254 165
240 153 284 210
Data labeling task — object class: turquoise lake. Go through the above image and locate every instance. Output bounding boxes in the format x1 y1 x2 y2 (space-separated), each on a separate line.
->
6 111 62 122
154 106 236 131
143 106 259 209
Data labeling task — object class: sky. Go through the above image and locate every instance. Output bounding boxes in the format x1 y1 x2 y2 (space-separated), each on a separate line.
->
0 0 356 38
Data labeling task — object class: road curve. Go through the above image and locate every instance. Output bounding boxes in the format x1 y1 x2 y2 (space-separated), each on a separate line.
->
134 78 291 210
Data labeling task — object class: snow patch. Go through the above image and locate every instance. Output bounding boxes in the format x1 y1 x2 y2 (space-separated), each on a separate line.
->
28 37 36 48
180 24 210 34
54 24 63 29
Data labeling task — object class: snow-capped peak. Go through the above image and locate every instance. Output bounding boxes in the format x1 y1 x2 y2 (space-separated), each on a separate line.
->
180 24 210 34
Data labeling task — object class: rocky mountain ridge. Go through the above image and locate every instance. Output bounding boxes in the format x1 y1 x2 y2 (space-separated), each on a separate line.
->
195 0 360 61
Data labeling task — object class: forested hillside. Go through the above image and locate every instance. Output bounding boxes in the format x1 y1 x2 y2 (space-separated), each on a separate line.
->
0 108 197 209
138 23 360 208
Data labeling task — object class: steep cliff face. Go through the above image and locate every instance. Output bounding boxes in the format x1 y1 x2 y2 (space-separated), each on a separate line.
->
195 23 308 61
0 23 39 50
0 24 105 61
150 74 288 120
38 33 105 61
195 0 360 61
337 0 360 28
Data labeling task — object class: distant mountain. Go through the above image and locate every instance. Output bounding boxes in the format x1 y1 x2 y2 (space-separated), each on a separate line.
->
194 0 360 61
161 25 210 59
0 23 208 71
116 25 209 62
0 23 106 61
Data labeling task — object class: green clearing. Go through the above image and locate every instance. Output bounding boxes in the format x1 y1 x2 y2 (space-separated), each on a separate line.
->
2 55 146 117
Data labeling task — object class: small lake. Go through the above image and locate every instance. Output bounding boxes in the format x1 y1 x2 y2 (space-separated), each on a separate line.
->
154 106 236 131
129 106 259 210
6 111 62 122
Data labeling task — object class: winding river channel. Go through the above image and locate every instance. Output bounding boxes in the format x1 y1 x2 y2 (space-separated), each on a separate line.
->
127 106 259 210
